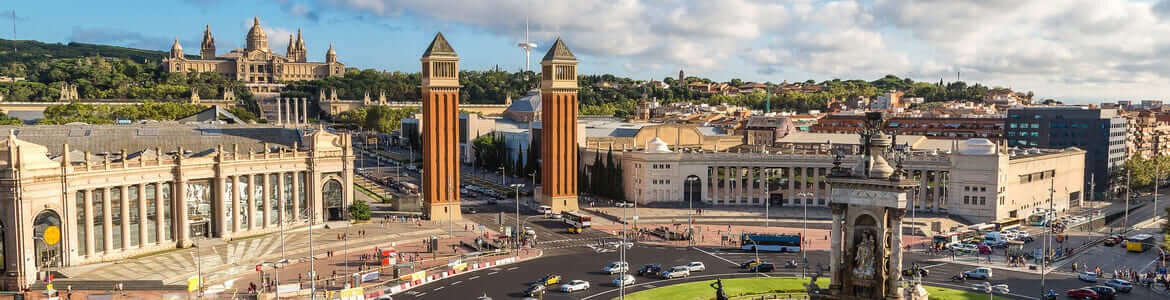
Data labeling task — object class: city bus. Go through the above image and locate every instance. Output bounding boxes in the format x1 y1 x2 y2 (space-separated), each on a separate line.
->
1126 234 1156 253
991 217 1023 231
562 211 592 233
740 233 802 253
1028 209 1056 226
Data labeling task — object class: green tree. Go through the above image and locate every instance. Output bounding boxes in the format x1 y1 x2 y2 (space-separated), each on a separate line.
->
349 200 372 220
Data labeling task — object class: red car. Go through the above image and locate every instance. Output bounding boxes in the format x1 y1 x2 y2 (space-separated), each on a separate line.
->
1066 288 1098 299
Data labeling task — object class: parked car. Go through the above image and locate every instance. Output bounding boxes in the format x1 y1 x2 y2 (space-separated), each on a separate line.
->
559 280 590 292
603 261 629 275
660 266 691 279
1065 288 1098 299
686 262 706 272
462 207 478 214
748 263 775 273
612 274 635 287
1104 279 1132 293
523 284 546 297
636 264 662 277
1086 286 1116 299
1078 272 1099 282
524 226 536 236
535 274 561 286
951 243 978 253
615 201 634 208
963 267 992 280
740 259 761 269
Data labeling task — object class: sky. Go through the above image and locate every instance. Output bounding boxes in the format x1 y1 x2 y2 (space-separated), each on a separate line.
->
7 0 1170 103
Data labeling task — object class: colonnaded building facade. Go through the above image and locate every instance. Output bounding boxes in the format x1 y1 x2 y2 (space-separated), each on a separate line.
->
162 18 345 95
0 124 354 290
585 124 1085 224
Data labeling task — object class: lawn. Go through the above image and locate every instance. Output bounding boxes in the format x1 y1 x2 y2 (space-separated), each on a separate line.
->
621 277 828 300
620 277 985 300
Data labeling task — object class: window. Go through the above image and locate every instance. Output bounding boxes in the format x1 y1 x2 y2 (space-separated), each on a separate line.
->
146 184 157 244
128 185 139 247
111 187 123 249
963 196 970 204
980 197 987 205
980 187 986 192
964 186 970 191
76 191 87 255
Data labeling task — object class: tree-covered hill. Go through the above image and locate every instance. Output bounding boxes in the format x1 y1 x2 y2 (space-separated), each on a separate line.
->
0 38 175 63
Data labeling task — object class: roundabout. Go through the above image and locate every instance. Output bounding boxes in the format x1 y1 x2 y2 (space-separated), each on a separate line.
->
592 276 994 300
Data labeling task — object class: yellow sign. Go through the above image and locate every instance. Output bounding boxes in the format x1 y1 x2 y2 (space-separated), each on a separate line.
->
45 283 53 291
409 270 426 282
187 276 200 292
43 226 60 246
452 263 467 272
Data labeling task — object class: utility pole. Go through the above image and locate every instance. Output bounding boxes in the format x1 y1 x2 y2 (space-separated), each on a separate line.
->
1124 167 1132 231
1040 178 1054 298
309 213 316 300
764 169 770 229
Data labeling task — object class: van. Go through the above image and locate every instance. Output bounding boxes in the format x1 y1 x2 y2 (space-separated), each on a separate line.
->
538 205 553 215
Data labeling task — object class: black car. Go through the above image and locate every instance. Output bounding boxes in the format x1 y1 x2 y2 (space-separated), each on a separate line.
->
463 207 478 214
637 264 663 277
740 259 761 269
749 263 775 273
523 283 546 297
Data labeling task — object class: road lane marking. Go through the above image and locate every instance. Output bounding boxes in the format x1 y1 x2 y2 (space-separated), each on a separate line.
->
507 266 520 271
451 280 462 285
488 271 499 275
468 276 480 280
922 263 947 269
433 286 444 291
414 292 427 297
691 246 739 266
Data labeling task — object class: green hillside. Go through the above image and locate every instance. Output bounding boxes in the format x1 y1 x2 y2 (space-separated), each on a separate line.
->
0 38 172 63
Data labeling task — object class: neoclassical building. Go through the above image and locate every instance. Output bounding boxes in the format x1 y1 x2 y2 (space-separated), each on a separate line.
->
162 18 345 94
0 124 354 290
586 132 1085 224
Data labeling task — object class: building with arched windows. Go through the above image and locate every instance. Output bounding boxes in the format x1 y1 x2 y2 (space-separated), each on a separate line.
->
0 124 353 290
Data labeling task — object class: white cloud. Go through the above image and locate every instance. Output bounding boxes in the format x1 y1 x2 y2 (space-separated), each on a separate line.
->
306 0 1170 99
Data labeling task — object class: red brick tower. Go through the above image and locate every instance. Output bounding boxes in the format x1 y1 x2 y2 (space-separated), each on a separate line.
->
540 38 580 213
420 33 462 221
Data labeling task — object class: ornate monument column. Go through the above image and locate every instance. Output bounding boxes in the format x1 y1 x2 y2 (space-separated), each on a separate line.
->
819 112 918 300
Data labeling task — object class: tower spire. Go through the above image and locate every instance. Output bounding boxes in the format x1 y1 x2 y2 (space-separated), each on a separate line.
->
200 24 216 59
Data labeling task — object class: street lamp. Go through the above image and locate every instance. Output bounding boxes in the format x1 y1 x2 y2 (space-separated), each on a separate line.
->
684 176 698 245
797 191 814 278
498 166 506 186
510 183 525 251
261 259 289 299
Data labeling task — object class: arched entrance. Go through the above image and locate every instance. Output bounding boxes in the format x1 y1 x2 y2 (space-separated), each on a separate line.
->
683 176 702 205
323 179 344 221
33 210 63 270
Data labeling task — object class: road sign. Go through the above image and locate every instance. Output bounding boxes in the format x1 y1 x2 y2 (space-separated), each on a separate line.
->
43 226 60 245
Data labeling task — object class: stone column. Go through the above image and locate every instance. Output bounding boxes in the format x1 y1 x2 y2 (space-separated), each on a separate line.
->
102 187 113 252
277 173 286 224
120 187 130 250
291 172 300 222
829 204 844 289
284 98 292 125
276 98 283 126
155 182 164 244
302 98 309 125
137 183 147 247
213 175 225 238
248 175 257 231
889 209 904 298
176 179 190 247
263 174 272 228
933 172 942 213
231 176 240 233
786 167 795 205
84 189 94 256
918 170 927 212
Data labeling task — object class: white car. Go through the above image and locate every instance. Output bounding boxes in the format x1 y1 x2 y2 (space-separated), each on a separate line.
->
1078 271 1098 282
560 280 590 292
603 261 629 274
615 201 634 208
686 262 706 272
606 240 634 249
524 226 536 236
951 243 978 253
660 266 690 279
612 274 635 286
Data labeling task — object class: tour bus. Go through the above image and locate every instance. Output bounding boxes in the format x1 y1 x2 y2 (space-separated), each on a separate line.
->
932 229 978 245
562 211 592 233
1126 234 1156 253
740 233 802 253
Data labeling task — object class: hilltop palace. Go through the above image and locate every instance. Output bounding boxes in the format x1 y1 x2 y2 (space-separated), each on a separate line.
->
162 17 345 95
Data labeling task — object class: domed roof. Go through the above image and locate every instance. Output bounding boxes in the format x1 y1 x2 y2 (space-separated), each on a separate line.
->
645 137 671 153
958 138 997 155
170 38 182 51
247 17 267 39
